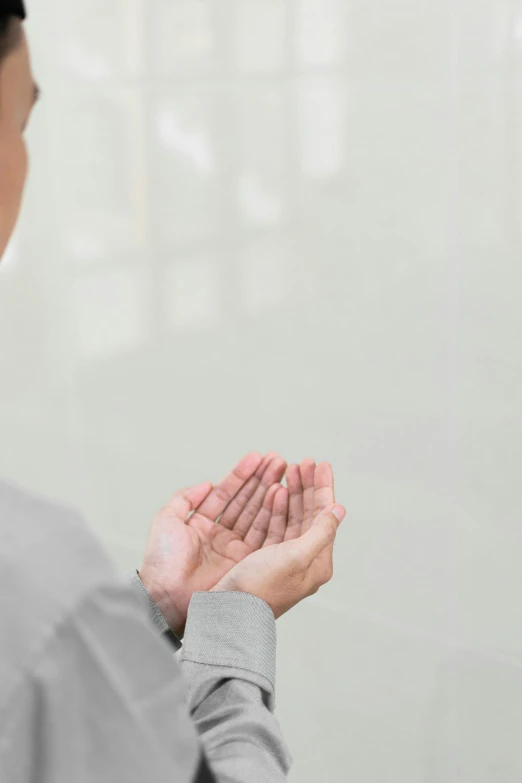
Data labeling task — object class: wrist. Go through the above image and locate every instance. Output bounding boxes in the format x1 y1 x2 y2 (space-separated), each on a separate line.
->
138 571 186 639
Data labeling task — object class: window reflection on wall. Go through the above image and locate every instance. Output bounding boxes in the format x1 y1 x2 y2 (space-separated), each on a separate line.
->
298 77 343 178
71 267 147 358
163 253 221 332
47 0 349 364
237 0 287 74
239 87 287 226
50 0 143 78
152 95 218 247
296 0 344 68
54 90 143 262
239 235 291 315
122 0 145 77
150 0 213 76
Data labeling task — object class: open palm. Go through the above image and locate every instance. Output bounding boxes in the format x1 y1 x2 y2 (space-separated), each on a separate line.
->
139 451 317 637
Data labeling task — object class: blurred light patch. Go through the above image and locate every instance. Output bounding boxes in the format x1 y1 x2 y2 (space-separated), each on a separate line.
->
163 254 220 332
122 0 145 76
152 0 212 75
62 41 112 81
237 0 286 73
69 235 108 263
156 107 214 174
71 267 146 358
240 88 286 225
298 77 343 178
239 171 282 224
67 210 137 262
239 236 290 314
296 0 343 68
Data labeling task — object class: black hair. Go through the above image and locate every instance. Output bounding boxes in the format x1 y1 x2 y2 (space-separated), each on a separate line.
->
0 15 22 66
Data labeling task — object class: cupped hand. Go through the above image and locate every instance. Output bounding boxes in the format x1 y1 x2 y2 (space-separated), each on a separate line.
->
210 461 345 621
138 451 292 637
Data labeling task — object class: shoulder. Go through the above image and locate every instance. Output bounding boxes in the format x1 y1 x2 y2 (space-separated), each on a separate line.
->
0 477 116 591
0 478 119 705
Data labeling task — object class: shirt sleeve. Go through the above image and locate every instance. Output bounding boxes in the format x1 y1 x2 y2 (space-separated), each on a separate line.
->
128 570 183 651
0 578 293 783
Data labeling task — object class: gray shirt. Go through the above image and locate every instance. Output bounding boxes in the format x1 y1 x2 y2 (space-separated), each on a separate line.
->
0 477 293 782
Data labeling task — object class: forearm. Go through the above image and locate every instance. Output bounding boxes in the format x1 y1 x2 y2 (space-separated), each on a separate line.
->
129 570 183 651
128 574 293 780
128 572 293 780
179 591 293 781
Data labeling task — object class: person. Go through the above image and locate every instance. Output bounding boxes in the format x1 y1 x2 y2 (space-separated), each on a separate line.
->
0 3 347 782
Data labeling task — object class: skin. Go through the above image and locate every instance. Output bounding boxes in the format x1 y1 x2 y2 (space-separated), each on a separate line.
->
0 20 341 638
0 21 39 258
139 453 338 637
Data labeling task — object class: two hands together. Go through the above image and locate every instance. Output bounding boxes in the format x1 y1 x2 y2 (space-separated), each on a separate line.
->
139 451 346 639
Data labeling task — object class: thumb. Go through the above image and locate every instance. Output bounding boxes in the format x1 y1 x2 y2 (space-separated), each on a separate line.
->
295 505 346 563
164 481 214 520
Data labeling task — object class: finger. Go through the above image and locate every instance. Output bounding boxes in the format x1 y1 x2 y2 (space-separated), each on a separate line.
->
231 456 287 538
242 483 283 551
261 486 289 547
312 463 335 517
219 451 286 538
311 462 337 567
214 451 279 530
162 481 214 525
192 451 264 525
216 452 274 529
299 458 317 535
284 464 304 541
296 505 345 567
312 502 346 584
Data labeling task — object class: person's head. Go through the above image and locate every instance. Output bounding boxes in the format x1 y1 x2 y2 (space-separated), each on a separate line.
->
0 3 38 260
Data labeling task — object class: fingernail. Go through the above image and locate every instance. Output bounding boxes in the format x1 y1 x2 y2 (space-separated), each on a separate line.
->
332 505 346 522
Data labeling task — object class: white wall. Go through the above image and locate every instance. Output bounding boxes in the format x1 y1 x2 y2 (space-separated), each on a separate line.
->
1 0 522 779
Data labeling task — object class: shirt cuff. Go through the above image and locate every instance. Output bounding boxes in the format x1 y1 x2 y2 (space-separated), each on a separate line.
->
129 570 182 652
181 590 276 693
